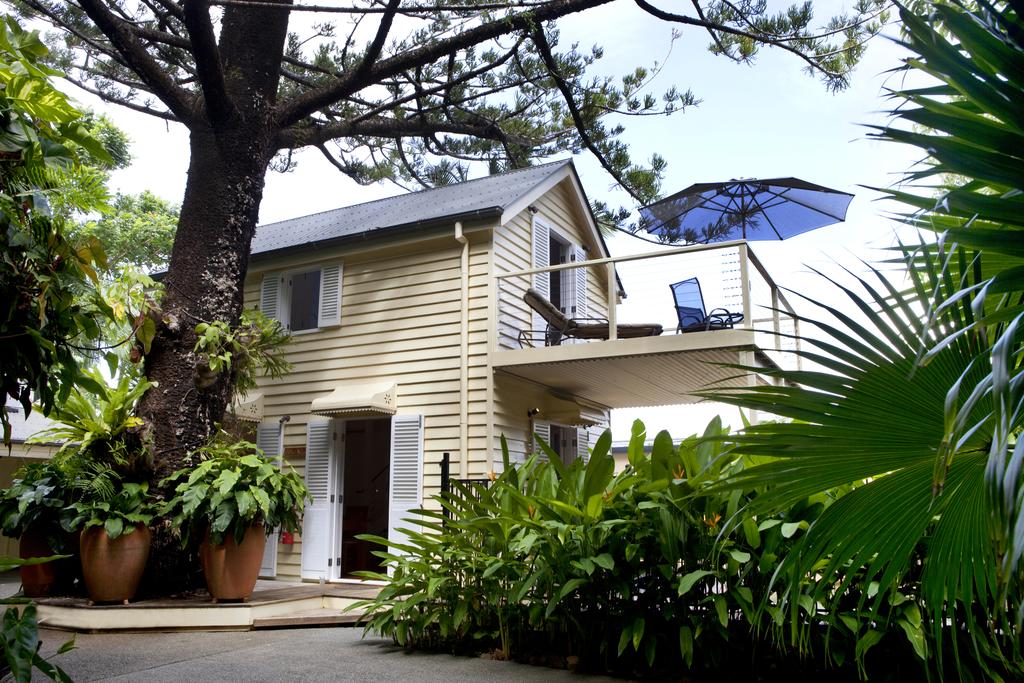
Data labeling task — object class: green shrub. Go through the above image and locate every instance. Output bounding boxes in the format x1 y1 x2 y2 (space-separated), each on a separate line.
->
354 419 927 678
162 432 309 546
65 480 156 540
0 462 73 552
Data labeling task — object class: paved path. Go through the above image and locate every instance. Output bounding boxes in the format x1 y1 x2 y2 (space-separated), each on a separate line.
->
34 627 629 682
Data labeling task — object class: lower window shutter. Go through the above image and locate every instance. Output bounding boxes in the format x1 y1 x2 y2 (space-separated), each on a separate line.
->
300 419 333 580
260 273 282 323
388 415 423 549
318 264 342 328
256 422 280 462
533 422 551 463
577 426 590 463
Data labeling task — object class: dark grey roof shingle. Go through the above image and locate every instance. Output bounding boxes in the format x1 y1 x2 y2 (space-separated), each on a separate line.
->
251 159 571 256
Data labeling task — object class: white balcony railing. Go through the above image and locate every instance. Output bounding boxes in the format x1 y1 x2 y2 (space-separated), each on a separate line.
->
492 240 800 372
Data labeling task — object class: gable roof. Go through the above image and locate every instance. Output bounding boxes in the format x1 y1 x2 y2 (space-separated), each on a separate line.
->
251 159 576 258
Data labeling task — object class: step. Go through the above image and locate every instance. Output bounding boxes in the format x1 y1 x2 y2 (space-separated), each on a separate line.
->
252 608 365 629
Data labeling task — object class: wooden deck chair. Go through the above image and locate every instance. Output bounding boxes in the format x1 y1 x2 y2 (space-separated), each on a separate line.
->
521 288 663 347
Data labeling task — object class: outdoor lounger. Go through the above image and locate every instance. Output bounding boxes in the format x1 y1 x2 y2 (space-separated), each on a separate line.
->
522 288 663 347
669 277 744 333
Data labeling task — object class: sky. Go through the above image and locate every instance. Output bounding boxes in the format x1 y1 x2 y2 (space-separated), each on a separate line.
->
61 0 923 441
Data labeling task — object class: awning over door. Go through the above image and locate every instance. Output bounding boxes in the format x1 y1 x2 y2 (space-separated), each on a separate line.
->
230 392 264 422
310 382 397 418
541 395 601 427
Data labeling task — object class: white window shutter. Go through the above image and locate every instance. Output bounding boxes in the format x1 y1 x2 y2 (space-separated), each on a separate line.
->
318 263 342 328
301 419 334 580
257 420 282 577
388 415 424 548
260 273 282 323
574 245 588 318
531 218 550 337
577 426 590 463
255 422 280 462
533 422 550 463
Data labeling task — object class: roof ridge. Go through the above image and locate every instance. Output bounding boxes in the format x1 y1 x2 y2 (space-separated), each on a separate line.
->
259 158 571 229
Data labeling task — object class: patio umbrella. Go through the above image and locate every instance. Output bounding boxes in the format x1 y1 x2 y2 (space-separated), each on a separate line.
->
639 178 854 243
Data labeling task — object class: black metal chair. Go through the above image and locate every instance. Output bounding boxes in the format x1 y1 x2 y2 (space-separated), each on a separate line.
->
669 278 744 333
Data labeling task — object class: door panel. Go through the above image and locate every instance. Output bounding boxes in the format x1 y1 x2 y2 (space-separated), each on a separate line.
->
388 415 423 549
256 421 280 578
301 419 334 580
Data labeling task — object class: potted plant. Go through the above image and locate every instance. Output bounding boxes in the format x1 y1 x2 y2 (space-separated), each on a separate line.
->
163 433 308 602
66 480 156 604
0 462 76 597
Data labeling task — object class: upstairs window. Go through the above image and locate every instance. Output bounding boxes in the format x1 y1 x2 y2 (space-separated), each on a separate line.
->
289 270 321 332
260 264 342 332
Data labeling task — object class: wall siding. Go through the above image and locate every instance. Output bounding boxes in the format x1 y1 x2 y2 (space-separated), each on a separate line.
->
250 178 613 579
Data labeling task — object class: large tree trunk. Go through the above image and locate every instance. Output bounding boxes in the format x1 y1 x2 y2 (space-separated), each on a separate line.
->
137 122 276 594
133 2 291 595
140 123 274 481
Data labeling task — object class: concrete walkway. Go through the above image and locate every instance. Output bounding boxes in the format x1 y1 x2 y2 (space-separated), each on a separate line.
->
33 626 630 682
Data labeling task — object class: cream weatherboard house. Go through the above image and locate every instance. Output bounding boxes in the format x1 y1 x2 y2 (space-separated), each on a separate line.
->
241 159 796 583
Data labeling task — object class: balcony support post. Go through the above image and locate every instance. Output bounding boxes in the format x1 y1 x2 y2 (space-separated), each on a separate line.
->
739 243 753 328
606 262 617 341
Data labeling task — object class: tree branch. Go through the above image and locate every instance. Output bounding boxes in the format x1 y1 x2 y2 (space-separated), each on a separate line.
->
277 116 528 149
531 28 646 203
354 0 402 82
182 0 235 122
63 75 182 122
210 0 548 13
129 24 192 50
633 0 845 82
274 0 613 128
73 0 196 121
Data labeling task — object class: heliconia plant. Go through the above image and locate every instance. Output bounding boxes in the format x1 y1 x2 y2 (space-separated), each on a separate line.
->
352 419 927 679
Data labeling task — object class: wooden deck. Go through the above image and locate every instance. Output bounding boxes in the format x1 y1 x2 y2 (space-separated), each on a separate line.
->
33 580 383 633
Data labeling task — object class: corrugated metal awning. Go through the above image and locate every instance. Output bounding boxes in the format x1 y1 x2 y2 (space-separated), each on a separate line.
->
230 392 264 423
310 382 397 417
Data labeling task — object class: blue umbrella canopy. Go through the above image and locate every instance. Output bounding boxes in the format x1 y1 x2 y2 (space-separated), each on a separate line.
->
639 178 854 243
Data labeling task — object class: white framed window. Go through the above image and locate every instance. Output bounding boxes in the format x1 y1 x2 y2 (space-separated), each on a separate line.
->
530 218 588 344
260 263 342 332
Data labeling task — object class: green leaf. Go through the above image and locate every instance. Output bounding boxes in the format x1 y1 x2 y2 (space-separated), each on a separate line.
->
780 522 803 539
729 549 751 563
714 595 728 629
631 616 645 651
617 622 631 656
104 517 124 540
679 625 694 667
677 570 713 597
897 616 928 662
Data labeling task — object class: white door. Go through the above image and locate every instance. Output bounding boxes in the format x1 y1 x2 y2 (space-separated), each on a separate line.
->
388 415 424 550
330 427 346 581
300 419 339 580
256 421 281 578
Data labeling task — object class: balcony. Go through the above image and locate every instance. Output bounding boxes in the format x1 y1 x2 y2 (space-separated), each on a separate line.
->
490 240 799 409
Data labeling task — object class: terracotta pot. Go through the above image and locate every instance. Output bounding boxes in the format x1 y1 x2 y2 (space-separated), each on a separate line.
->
79 524 151 604
19 531 59 598
199 524 266 602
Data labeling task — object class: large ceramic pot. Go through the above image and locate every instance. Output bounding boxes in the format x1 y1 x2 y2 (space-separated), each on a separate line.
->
19 529 59 598
199 524 266 602
79 524 151 604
